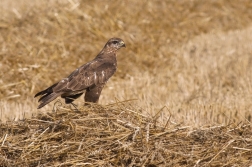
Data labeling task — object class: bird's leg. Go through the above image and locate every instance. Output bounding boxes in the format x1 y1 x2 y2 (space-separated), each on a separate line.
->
52 100 63 112
71 102 80 112
84 85 104 105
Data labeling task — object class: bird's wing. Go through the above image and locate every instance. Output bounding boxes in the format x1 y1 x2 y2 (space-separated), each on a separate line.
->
53 59 116 93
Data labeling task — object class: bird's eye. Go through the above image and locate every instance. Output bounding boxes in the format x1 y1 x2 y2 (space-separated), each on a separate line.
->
112 41 118 44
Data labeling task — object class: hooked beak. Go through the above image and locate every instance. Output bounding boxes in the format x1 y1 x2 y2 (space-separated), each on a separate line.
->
120 41 126 48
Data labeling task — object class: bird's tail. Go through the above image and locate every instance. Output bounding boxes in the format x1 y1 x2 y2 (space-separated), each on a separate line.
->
34 83 58 98
37 92 60 109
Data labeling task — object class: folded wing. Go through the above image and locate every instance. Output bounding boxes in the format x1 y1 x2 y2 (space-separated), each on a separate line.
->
54 60 116 94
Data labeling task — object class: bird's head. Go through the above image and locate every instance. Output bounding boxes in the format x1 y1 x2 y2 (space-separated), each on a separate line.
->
104 38 126 52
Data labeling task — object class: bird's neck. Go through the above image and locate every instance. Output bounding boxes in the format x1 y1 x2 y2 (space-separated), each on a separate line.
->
101 47 117 54
97 48 117 59
95 52 117 67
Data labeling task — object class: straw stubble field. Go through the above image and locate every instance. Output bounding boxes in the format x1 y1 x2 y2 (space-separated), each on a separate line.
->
0 0 252 166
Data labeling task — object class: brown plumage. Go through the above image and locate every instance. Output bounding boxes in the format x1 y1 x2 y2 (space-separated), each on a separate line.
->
34 38 126 109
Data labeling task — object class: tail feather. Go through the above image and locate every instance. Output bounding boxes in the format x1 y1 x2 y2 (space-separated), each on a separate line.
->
37 92 60 109
38 93 50 102
34 83 58 98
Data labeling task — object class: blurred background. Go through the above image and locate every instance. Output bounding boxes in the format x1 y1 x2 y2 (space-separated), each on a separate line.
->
0 0 252 126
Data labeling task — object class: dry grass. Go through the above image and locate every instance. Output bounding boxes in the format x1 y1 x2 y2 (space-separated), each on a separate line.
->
1 103 251 166
0 0 252 166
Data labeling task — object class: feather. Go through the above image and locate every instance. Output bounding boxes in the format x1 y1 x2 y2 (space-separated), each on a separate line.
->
62 93 83 104
37 92 60 109
34 83 58 97
34 38 125 109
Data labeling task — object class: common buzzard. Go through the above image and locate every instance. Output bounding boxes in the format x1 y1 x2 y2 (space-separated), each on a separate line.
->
34 38 126 109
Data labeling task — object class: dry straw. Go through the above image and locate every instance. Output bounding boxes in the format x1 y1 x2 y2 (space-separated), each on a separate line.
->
1 0 252 125
0 101 251 166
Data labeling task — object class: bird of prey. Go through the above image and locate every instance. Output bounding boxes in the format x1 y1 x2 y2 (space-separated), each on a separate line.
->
34 38 126 109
